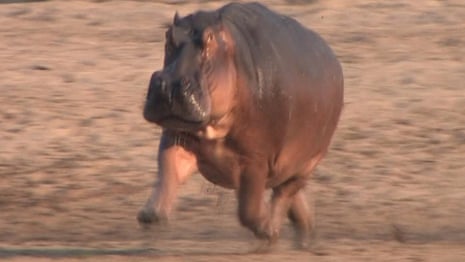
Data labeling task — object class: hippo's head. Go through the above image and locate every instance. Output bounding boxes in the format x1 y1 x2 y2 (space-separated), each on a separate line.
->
144 11 236 132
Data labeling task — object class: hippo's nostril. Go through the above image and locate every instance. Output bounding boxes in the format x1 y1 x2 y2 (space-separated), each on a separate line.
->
159 79 167 94
151 77 163 91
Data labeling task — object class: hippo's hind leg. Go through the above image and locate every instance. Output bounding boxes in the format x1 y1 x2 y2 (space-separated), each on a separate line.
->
138 131 197 226
268 176 307 244
238 167 309 252
236 167 272 250
288 190 315 249
286 153 323 249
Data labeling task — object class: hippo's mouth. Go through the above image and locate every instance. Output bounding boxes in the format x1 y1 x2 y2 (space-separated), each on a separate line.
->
159 115 203 125
143 96 209 131
152 113 207 131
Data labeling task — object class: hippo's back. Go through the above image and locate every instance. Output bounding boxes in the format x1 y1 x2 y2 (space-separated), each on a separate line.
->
222 2 344 179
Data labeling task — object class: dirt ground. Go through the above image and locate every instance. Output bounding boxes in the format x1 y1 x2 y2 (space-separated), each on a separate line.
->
1 0 464 261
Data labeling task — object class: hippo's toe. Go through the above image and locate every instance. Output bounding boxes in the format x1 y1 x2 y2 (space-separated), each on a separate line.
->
137 208 168 226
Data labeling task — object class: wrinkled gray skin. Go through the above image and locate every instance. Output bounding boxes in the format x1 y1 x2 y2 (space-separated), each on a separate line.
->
139 2 344 251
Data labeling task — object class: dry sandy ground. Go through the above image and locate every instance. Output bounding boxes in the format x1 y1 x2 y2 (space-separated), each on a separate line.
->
1 0 464 261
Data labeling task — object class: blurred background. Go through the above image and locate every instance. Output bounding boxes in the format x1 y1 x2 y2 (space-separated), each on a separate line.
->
0 0 464 261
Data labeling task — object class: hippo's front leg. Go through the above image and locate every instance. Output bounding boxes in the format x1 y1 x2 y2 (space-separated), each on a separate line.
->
138 130 197 225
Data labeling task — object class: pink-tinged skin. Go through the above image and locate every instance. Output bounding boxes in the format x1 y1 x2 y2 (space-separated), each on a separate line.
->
138 3 344 251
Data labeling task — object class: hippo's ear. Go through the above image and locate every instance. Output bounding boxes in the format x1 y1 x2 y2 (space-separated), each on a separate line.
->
173 12 180 25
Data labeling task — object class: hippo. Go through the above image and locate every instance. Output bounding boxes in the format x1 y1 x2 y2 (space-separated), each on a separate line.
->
138 2 343 250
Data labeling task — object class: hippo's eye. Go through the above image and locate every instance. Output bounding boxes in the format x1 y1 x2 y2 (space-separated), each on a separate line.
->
190 29 203 47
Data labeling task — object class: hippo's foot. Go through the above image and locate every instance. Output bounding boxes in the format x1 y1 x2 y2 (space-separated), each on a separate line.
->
137 207 168 227
249 222 279 253
291 230 308 250
250 237 277 254
292 227 317 251
293 237 310 250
